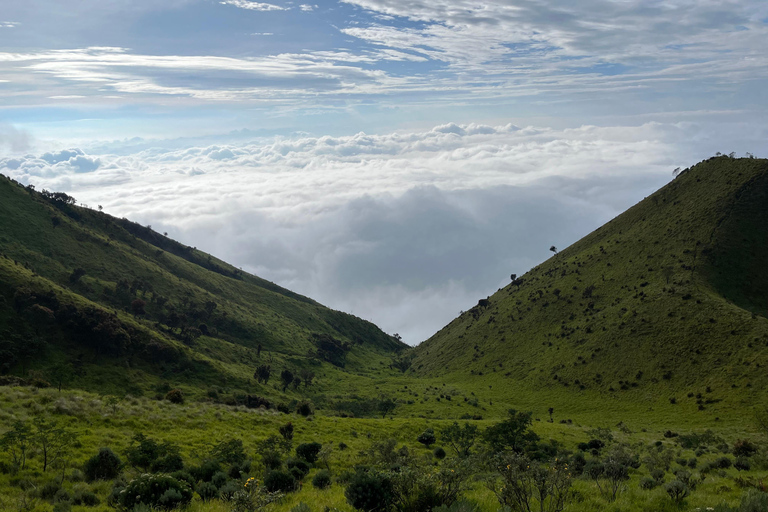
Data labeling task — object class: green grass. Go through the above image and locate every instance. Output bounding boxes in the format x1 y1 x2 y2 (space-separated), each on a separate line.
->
412 156 768 421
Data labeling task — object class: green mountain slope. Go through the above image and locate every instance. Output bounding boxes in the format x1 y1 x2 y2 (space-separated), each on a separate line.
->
412 156 768 420
0 174 406 400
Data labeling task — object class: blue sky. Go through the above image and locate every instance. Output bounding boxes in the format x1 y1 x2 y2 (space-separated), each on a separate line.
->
1 0 767 343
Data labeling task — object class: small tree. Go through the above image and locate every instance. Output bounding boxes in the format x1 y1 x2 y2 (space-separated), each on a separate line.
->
482 409 539 454
131 299 146 316
440 422 478 458
279 422 294 442
378 397 397 418
254 365 271 384
417 428 436 448
296 442 322 464
298 368 315 387
280 369 294 392
549 245 558 255
33 417 76 472
48 362 73 392
0 420 31 470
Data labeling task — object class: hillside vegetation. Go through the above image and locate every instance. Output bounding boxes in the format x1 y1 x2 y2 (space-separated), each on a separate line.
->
0 174 406 404
412 156 768 422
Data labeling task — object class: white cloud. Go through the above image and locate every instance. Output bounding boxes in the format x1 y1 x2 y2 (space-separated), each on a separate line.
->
4 119 759 342
0 21 20 28
299 4 314 12
219 0 287 11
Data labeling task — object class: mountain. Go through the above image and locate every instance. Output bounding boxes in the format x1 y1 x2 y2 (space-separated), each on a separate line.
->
411 156 768 421
0 174 406 401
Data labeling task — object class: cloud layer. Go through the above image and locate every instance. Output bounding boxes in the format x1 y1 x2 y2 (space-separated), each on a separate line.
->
4 119 759 343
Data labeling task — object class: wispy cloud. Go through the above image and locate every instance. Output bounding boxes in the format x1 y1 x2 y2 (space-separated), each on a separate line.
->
0 21 20 28
219 0 287 11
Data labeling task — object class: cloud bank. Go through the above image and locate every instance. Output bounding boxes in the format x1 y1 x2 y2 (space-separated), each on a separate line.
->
4 119 760 343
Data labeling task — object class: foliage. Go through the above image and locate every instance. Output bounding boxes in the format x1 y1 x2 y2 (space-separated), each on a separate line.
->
417 428 436 447
164 388 184 404
664 479 689 503
482 409 540 454
0 420 32 471
345 470 393 512
296 442 322 464
83 447 122 481
312 469 332 489
117 473 193 510
263 469 297 493
486 451 571 512
440 422 478 458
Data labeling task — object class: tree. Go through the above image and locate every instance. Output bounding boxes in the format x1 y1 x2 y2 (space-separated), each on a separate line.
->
440 422 478 458
0 421 31 470
33 417 76 472
131 299 146 316
378 397 397 418
548 407 554 423
280 369 294 391
510 273 517 281
69 268 86 284
482 409 539 454
254 365 271 384
298 368 315 387
48 362 73 392
549 245 558 255
417 428 436 448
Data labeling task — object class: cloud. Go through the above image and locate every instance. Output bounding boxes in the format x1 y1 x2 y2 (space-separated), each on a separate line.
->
299 5 314 12
219 0 287 11
5 119 755 343
0 124 32 154
0 21 20 28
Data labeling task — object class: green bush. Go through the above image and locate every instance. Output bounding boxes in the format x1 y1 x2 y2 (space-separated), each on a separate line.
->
287 458 310 479
740 489 768 512
211 470 228 488
639 477 658 490
665 480 689 503
118 474 193 510
433 501 479 512
191 460 221 482
39 480 61 500
296 442 322 464
345 471 393 512
197 481 218 501
218 480 241 500
734 457 751 471
72 487 100 506
83 447 122 481
312 469 332 489
229 459 252 480
433 447 446 460
417 428 436 447
290 503 311 512
264 469 297 493
151 453 184 473
165 389 184 404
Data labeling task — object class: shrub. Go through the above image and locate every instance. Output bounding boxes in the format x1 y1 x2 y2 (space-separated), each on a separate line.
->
197 481 218 501
218 480 241 500
165 389 184 404
716 456 733 469
296 442 322 464
211 470 228 489
733 440 758 458
287 458 310 479
345 471 393 512
433 501 479 512
640 477 658 490
191 460 221 482
72 487 100 506
264 470 297 493
740 489 768 512
433 447 446 460
296 401 314 416
665 480 689 503
688 457 698 468
118 474 193 510
734 457 751 472
151 453 184 473
83 447 122 481
229 459 252 480
312 469 332 489
171 470 195 488
417 428 436 447
39 480 61 500
291 503 312 512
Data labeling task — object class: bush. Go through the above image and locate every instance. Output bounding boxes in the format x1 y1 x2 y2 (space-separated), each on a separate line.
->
740 489 768 512
296 442 322 464
229 459 252 480
171 470 195 488
312 469 332 489
287 458 310 479
211 471 228 488
433 501 479 512
640 477 658 490
218 480 241 500
345 471 393 512
734 457 751 472
151 453 184 473
296 401 314 416
665 480 689 503
83 447 122 481
716 456 733 469
433 447 446 460
264 470 297 493
39 480 61 500
191 460 221 482
197 481 218 501
72 487 100 506
118 474 193 510
165 389 184 404
733 440 758 458
291 503 311 512
417 428 436 447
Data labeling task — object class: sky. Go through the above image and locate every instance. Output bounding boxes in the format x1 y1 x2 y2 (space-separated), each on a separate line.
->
0 1 767 344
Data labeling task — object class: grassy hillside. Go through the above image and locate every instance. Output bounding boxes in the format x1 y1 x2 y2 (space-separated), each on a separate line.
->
0 174 406 404
412 156 768 420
